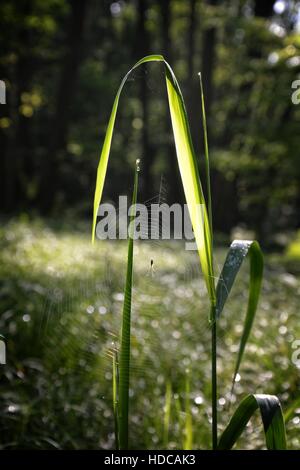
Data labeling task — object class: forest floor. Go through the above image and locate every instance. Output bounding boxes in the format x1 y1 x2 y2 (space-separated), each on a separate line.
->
0 218 299 449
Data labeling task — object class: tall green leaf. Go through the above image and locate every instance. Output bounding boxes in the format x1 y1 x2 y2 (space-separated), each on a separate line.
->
91 55 215 304
216 240 263 391
218 394 287 450
118 160 139 449
198 72 213 240
198 71 217 447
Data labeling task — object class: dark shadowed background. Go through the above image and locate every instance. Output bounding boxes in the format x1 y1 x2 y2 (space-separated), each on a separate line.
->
0 0 299 240
1 0 300 451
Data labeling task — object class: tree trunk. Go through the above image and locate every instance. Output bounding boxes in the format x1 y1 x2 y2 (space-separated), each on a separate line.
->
186 0 200 155
201 0 218 123
40 0 88 212
254 0 275 18
1 0 34 212
160 0 182 203
187 0 196 81
135 0 152 201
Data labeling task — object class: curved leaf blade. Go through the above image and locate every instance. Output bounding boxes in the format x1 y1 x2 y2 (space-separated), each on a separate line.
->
91 55 163 244
218 394 287 450
216 240 264 388
91 55 215 304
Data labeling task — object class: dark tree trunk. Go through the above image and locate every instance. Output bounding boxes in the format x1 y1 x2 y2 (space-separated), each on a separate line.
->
252 0 276 240
161 0 171 62
135 0 152 201
201 0 218 124
200 0 218 224
187 0 196 80
186 0 200 155
16 54 34 208
160 0 182 203
254 0 275 18
1 0 34 213
1 74 18 213
40 0 88 212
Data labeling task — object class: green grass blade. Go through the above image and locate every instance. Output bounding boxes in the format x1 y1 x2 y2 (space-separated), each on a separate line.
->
91 55 215 305
216 240 264 392
211 308 217 449
112 348 119 450
164 63 215 304
218 394 287 450
91 55 162 245
184 371 193 450
118 160 139 450
199 70 217 449
173 386 192 450
198 72 213 241
284 396 300 423
163 381 172 448
174 393 184 440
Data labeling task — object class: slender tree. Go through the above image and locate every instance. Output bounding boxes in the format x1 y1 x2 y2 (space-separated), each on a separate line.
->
135 0 152 201
201 0 218 122
41 0 88 211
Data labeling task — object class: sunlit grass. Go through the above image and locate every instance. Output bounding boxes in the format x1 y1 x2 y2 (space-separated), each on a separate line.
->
1 219 300 449
92 56 291 449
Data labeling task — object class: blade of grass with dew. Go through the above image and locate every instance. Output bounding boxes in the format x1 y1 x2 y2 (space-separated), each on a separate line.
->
118 160 139 450
163 381 172 448
112 348 119 449
215 240 263 395
91 55 215 305
218 394 287 450
184 370 193 450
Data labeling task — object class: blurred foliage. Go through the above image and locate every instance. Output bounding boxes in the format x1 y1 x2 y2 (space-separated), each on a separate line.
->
213 14 300 236
0 219 300 449
0 0 299 239
0 0 300 450
286 230 300 260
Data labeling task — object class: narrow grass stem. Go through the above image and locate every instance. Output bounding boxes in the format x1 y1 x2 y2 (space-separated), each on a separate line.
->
112 348 119 450
199 72 217 448
118 160 139 449
211 304 217 450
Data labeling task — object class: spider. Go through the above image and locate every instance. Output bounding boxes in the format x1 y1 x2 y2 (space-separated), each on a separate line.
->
149 259 155 277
